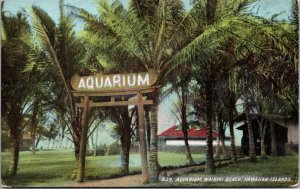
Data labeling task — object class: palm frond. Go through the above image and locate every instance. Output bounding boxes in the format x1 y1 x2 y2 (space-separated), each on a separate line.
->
31 8 71 97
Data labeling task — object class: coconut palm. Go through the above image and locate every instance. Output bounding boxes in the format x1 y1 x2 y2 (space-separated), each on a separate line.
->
30 1 88 180
1 9 51 175
170 81 195 165
1 12 33 176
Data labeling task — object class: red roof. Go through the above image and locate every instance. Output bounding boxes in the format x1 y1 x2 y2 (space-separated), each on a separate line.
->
159 126 218 138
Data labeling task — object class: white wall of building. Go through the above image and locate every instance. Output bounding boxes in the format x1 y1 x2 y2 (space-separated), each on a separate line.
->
166 140 231 146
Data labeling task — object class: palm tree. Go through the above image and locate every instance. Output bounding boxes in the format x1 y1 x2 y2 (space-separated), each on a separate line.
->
103 106 136 175
171 81 195 165
232 8 298 158
30 1 88 180
1 11 40 176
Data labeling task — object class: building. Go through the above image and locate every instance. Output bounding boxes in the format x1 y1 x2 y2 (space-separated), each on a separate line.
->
233 113 298 156
158 125 230 148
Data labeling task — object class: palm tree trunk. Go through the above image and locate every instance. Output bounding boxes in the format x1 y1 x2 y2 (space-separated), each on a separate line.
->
137 92 149 184
270 121 276 155
215 139 221 160
217 111 228 159
229 119 238 165
183 129 194 165
215 110 227 159
71 109 81 179
145 107 151 152
32 135 36 154
149 91 159 182
260 120 267 159
71 140 80 179
31 107 38 155
9 128 21 176
77 96 90 183
181 87 194 165
244 95 257 162
35 137 40 148
120 122 131 175
228 94 238 165
94 126 99 156
205 75 215 174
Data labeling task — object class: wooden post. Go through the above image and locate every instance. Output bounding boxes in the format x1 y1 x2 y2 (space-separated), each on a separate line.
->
77 95 90 183
137 91 149 184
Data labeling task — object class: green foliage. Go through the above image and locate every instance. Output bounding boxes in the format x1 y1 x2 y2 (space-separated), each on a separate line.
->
106 142 120 156
87 144 108 156
44 123 59 140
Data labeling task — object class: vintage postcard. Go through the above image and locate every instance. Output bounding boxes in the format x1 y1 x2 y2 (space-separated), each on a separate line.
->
1 0 298 187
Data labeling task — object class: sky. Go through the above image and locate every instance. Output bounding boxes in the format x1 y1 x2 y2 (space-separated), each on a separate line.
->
3 0 292 22
1 0 294 145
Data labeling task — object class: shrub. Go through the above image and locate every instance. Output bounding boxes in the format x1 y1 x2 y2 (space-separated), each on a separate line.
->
87 144 108 156
106 142 120 155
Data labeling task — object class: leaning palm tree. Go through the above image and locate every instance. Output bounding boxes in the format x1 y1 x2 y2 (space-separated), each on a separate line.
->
171 82 195 165
30 1 88 180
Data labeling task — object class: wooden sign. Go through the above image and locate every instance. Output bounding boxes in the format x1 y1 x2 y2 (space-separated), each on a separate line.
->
70 69 158 92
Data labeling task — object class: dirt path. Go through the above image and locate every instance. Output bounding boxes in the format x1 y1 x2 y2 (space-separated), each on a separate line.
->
64 157 249 187
63 165 205 187
65 174 144 187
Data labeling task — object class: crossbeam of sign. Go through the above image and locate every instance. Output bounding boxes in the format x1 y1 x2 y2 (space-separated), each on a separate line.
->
70 69 158 92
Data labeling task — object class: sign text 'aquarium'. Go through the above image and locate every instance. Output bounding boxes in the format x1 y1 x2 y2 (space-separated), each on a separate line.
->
70 69 158 92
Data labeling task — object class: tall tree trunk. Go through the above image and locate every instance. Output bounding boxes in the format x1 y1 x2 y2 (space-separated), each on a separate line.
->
260 120 267 159
244 95 257 162
270 121 277 155
47 139 51 149
59 130 65 149
206 0 217 24
77 96 90 183
217 111 228 159
183 129 194 165
229 119 238 165
149 91 159 182
215 139 221 160
35 137 40 148
9 128 21 176
137 92 149 184
215 117 223 160
205 73 215 174
31 133 36 154
31 106 38 155
71 108 81 179
94 126 99 157
181 87 194 165
71 140 80 179
145 106 151 152
120 122 131 175
220 129 228 158
228 94 237 165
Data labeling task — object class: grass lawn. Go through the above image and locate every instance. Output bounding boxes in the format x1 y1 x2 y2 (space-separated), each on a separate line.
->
1 149 205 187
146 155 299 187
